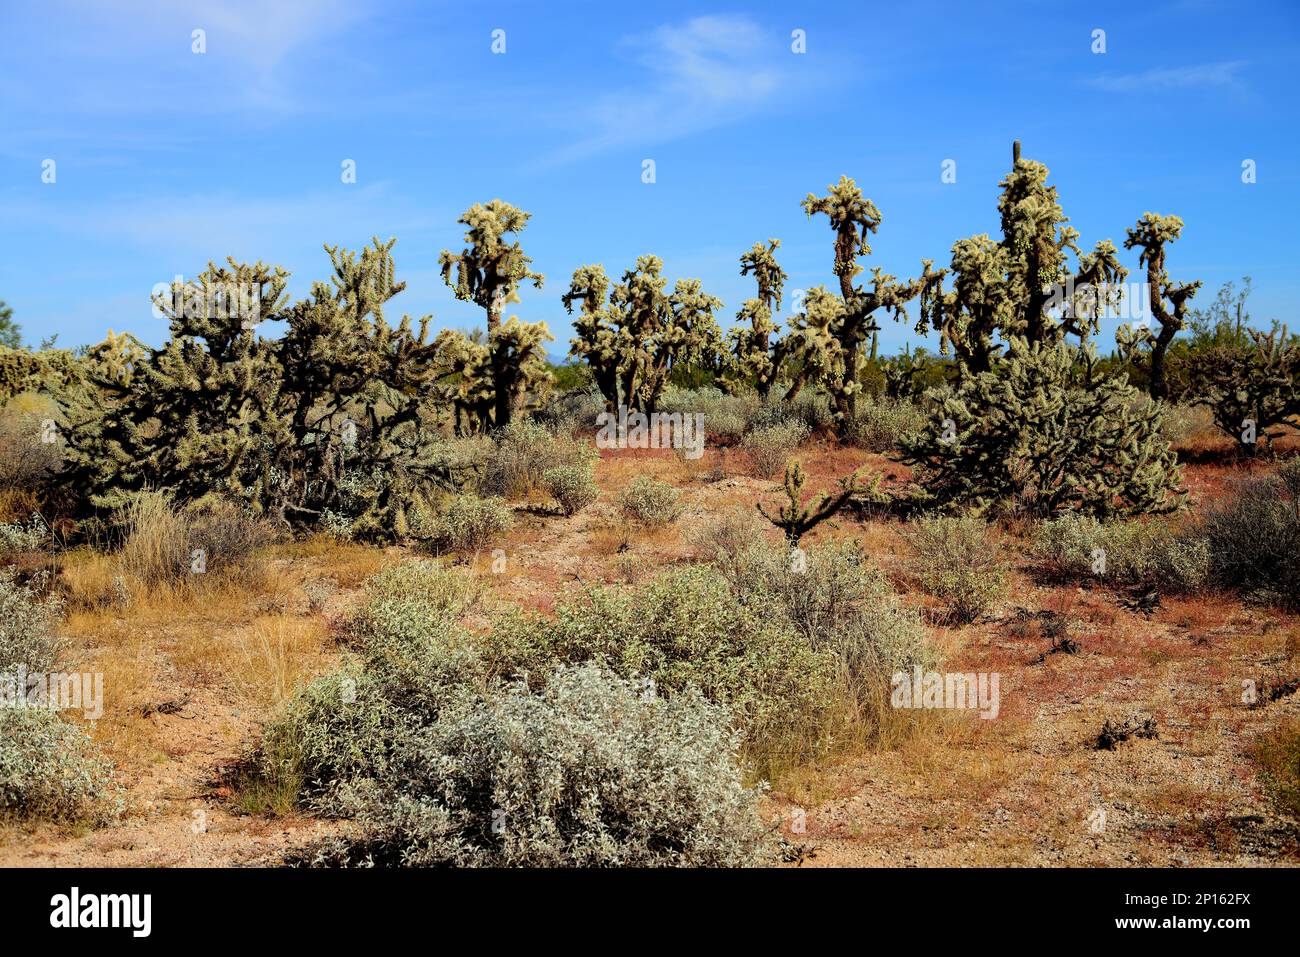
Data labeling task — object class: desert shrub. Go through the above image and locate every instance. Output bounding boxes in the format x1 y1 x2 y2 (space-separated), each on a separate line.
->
186 497 275 578
659 387 758 443
719 539 936 719
750 389 834 434
0 399 62 491
485 565 837 769
263 562 490 812
115 491 271 585
907 516 1008 623
742 421 809 478
0 573 113 825
483 419 594 499
542 464 598 516
618 476 682 526
690 506 775 570
1198 459 1300 608
1034 513 1210 590
846 396 926 453
0 710 116 823
0 514 47 554
535 389 605 437
426 494 513 553
0 571 63 677
347 560 482 650
301 664 769 867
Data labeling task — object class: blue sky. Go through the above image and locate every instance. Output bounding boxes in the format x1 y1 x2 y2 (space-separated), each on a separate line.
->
1 0 1296 358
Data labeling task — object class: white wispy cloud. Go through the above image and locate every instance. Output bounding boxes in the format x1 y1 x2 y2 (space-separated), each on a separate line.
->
543 14 811 163
1087 60 1248 93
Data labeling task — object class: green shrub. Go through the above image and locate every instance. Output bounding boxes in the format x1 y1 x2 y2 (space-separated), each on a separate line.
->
1199 459 1300 608
0 574 114 825
427 494 513 553
906 516 1008 623
0 710 116 824
347 560 482 650
483 419 594 499
486 563 838 771
846 396 925 453
1034 513 1210 590
720 539 936 718
741 422 809 478
542 464 598 516
535 390 605 437
659 387 758 443
618 476 682 526
300 664 769 867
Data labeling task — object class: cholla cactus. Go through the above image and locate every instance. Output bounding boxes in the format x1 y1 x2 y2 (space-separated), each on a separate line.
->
439 200 548 427
799 176 939 427
1116 213 1202 400
898 338 1185 517
757 460 881 546
919 141 1127 373
724 239 787 397
59 239 470 537
564 256 723 413
1189 323 1300 453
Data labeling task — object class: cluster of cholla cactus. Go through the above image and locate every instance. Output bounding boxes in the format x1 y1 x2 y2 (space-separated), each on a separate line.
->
900 142 1188 516
563 255 724 413
917 141 1128 373
1187 323 1300 453
11 143 1294 537
57 239 477 535
899 338 1186 517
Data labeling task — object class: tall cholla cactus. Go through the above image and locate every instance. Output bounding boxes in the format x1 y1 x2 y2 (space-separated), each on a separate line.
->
920 141 1126 373
800 176 939 427
1116 213 1201 400
724 239 787 397
564 255 723 413
1189 323 1300 453
439 200 548 428
898 338 1185 518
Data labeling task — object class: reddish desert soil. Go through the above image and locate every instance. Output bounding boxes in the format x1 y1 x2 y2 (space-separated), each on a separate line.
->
2 443 1297 867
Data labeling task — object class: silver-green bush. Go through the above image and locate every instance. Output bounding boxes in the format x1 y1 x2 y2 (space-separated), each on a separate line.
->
0 571 63 674
0 710 116 823
1034 513 1209 590
426 494 513 553
618 476 682 526
741 421 809 478
846 396 926 453
542 463 598 516
302 664 769 867
906 515 1008 623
